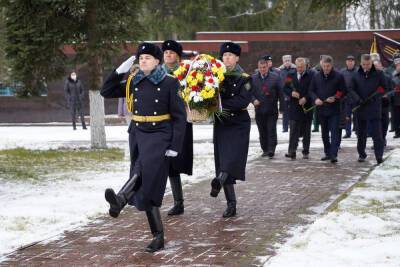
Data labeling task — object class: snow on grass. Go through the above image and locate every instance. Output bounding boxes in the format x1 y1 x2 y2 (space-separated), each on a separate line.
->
263 149 400 267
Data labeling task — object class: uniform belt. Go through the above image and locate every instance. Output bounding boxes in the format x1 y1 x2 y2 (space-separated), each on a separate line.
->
132 114 171 122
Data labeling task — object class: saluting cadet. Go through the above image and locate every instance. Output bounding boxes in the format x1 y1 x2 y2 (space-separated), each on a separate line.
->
162 40 194 216
210 42 252 218
101 42 187 252
351 54 388 164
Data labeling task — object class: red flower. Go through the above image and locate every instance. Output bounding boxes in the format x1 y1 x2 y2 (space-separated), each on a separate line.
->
335 90 343 98
205 70 212 76
177 75 183 80
208 78 214 83
211 59 216 64
377 86 385 94
216 62 221 68
285 76 293 83
191 85 200 92
185 64 190 70
191 71 197 77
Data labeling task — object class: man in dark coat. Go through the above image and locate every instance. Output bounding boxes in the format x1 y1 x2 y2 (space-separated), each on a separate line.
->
64 71 87 130
340 55 358 138
252 56 284 158
309 55 347 163
100 42 187 252
283 57 314 159
161 40 194 216
279 55 296 133
210 42 252 218
350 54 388 164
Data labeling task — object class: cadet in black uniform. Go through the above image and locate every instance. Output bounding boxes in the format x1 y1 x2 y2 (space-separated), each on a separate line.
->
101 42 187 252
161 40 194 216
210 42 252 218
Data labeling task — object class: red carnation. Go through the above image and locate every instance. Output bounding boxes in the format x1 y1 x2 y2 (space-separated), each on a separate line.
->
216 62 221 68
208 78 214 83
192 85 200 92
177 75 183 80
335 90 343 98
377 86 385 94
185 64 190 70
205 70 212 76
285 76 293 83
211 59 216 64
191 71 197 77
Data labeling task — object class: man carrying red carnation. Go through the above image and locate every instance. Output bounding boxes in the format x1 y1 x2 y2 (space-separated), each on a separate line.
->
350 54 389 165
309 55 347 163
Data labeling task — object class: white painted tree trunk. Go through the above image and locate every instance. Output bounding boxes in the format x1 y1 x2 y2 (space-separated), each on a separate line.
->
89 90 107 149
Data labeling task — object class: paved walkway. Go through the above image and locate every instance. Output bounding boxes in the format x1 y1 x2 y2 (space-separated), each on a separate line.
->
1 145 384 266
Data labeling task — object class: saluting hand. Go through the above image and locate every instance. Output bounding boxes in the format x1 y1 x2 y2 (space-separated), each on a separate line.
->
116 56 136 74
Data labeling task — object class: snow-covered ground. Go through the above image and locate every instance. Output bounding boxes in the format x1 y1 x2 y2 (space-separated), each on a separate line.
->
264 149 400 267
1 123 394 261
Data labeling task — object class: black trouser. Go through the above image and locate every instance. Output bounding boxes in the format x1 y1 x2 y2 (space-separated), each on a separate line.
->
71 103 86 128
357 118 384 160
255 112 278 154
393 105 400 135
319 114 340 158
288 118 312 155
282 101 290 131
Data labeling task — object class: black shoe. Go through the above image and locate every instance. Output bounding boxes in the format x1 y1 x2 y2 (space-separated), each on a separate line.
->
321 156 330 161
358 157 366 162
302 153 309 159
389 129 394 132
222 184 236 218
145 207 164 253
330 157 338 163
268 152 274 159
343 135 351 139
261 152 269 157
105 188 124 218
83 126 87 130
282 130 288 133
168 176 184 216
105 174 139 218
377 158 383 165
312 129 319 132
394 135 400 139
210 172 228 198
285 153 296 159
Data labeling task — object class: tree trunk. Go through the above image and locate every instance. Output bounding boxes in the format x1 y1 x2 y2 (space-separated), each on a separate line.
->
86 0 107 149
369 0 376 29
89 89 107 148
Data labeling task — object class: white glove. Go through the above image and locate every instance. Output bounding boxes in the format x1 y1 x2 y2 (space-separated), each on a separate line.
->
165 150 178 157
116 56 136 74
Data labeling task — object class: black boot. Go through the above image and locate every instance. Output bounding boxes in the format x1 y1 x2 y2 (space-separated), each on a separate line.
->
210 172 229 198
167 176 184 216
222 184 237 218
145 206 164 253
105 174 139 218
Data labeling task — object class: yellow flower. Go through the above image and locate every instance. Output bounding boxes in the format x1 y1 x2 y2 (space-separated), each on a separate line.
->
187 75 193 83
196 73 204 82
